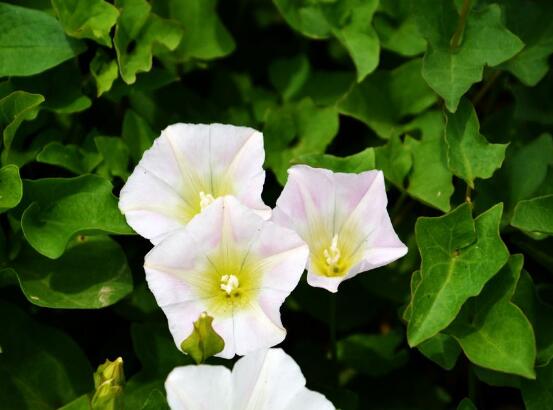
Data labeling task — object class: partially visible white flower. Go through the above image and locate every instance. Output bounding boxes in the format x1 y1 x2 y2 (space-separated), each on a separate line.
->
272 165 407 293
165 348 335 410
119 123 271 244
144 196 308 358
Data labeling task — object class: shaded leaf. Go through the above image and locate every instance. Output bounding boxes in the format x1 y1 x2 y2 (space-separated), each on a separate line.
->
374 134 412 189
337 329 409 377
0 301 92 409
417 333 461 371
500 0 553 86
94 137 130 180
122 109 155 164
10 61 91 114
274 0 380 81
13 236 132 309
338 58 437 139
264 98 339 184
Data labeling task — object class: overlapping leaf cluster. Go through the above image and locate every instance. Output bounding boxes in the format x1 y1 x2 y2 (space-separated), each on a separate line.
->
1 0 553 408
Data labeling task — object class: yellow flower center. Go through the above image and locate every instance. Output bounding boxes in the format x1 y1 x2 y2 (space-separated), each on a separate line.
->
194 248 262 318
199 191 215 211
311 232 363 278
219 274 240 296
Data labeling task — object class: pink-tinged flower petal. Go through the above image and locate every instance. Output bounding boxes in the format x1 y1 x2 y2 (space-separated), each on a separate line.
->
232 348 335 410
165 348 334 410
165 365 232 410
273 165 407 293
119 123 271 244
144 196 308 358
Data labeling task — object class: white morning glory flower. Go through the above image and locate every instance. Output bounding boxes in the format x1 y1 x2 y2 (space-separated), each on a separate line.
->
165 348 335 410
119 123 271 244
272 165 407 293
144 196 308 358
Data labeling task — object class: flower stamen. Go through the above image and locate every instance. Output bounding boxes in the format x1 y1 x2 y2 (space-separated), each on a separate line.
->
323 235 341 266
199 191 215 210
220 274 240 296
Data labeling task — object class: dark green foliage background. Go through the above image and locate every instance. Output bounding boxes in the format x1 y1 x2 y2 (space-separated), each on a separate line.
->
1 0 553 409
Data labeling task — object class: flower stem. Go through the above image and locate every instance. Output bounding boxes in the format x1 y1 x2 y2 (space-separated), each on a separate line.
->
329 293 337 366
450 0 472 50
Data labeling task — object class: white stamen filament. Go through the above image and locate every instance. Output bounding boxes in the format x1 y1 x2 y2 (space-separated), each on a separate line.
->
220 274 240 295
199 191 215 210
323 234 341 266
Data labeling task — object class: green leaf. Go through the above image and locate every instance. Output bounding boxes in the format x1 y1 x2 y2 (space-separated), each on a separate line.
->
113 0 183 84
122 109 155 164
0 2 85 77
446 255 536 379
407 203 509 346
131 322 192 376
167 0 235 61
58 395 90 410
273 0 380 81
338 58 437 139
269 55 310 102
500 0 553 86
180 312 224 364
417 333 461 371
10 61 91 114
373 0 427 57
374 134 412 189
52 0 119 47
0 164 22 212
0 90 44 162
36 142 102 175
457 398 477 410
521 361 553 410
20 175 134 259
416 1 524 111
140 390 168 410
94 137 130 180
264 98 339 184
445 98 507 188
337 329 408 377
0 300 92 409
90 50 119 97
13 236 132 309
296 70 354 106
512 195 553 235
403 111 454 212
293 148 375 173
513 270 553 367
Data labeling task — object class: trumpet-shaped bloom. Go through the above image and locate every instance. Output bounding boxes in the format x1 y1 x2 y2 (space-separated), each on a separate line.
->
272 165 407 293
119 123 271 244
165 348 335 410
144 196 308 358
